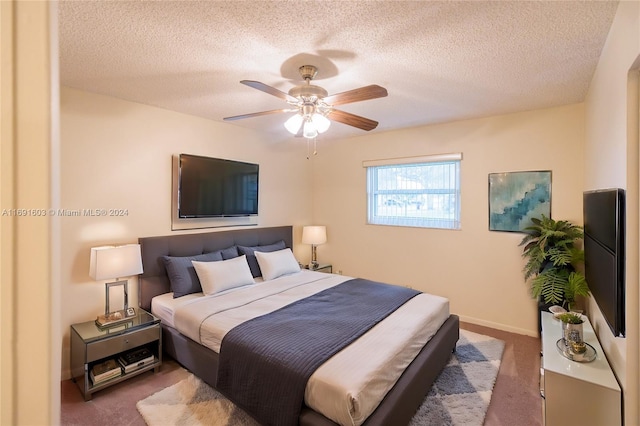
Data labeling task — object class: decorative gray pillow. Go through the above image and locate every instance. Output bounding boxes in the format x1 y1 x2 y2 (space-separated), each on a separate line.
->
237 240 287 277
162 250 225 298
219 246 240 260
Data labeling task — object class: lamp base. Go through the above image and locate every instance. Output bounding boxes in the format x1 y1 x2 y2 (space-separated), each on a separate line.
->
96 308 136 328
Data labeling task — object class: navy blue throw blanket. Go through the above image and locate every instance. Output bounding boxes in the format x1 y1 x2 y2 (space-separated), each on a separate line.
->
216 278 420 426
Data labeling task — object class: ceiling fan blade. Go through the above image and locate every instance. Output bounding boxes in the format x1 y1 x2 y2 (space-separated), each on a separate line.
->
240 80 298 102
328 109 379 131
323 85 388 106
223 108 294 121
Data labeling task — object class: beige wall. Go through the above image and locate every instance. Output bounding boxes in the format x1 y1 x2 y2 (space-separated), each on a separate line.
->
584 1 640 424
311 103 585 336
1 1 59 425
59 87 314 379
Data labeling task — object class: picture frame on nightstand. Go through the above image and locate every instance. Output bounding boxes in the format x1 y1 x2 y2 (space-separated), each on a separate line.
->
305 263 332 274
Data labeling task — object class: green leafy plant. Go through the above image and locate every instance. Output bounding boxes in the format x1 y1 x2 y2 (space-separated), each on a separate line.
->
519 215 590 309
557 312 584 324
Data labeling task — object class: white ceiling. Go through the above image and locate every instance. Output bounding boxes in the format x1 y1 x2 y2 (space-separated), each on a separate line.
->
59 1 619 143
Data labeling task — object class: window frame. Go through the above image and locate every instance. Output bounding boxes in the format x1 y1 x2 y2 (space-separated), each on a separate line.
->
364 153 462 230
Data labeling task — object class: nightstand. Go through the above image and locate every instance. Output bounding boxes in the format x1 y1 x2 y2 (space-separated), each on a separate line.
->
70 310 162 400
306 263 332 273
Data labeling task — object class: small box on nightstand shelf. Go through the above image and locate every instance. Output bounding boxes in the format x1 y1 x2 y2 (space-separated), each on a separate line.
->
305 263 332 274
89 359 121 385
118 346 156 374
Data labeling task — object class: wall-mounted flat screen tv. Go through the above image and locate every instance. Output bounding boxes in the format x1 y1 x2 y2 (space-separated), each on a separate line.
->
178 154 259 218
583 188 625 337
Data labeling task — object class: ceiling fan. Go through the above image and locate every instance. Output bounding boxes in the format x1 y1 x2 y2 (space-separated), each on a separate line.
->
223 65 388 139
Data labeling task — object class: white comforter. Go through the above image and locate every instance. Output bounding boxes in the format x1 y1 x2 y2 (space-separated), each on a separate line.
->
152 270 449 426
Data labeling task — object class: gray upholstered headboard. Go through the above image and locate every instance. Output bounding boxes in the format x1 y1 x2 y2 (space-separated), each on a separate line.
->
137 226 293 311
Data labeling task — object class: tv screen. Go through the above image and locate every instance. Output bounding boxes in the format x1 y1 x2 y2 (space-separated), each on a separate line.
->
583 188 625 337
178 154 259 218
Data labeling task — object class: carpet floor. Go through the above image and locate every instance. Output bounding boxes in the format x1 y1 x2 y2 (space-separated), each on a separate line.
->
61 322 542 426
136 330 503 426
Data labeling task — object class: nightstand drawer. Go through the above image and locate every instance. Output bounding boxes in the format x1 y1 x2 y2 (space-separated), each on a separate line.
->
86 324 159 362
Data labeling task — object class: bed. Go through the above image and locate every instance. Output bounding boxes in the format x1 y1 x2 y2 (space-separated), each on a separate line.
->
138 226 459 426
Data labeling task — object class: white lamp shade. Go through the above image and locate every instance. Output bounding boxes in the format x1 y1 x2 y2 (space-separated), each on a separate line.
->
303 120 318 139
312 113 331 133
89 244 143 280
284 114 304 134
302 226 327 245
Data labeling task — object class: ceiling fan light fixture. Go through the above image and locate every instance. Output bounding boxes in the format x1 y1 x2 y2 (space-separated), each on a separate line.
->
312 113 331 134
224 64 388 145
284 113 304 134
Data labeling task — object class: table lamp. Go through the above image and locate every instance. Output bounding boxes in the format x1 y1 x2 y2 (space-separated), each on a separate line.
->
302 225 327 269
89 244 143 327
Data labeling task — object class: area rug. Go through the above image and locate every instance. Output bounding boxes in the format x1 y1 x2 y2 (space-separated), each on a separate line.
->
137 330 504 426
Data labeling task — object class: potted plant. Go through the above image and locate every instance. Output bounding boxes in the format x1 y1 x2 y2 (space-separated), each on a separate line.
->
557 312 585 351
519 215 590 310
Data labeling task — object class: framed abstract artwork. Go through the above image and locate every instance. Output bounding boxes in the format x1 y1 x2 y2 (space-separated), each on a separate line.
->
488 171 551 232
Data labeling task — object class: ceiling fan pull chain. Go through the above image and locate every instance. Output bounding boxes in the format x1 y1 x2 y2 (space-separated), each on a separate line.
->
305 137 318 159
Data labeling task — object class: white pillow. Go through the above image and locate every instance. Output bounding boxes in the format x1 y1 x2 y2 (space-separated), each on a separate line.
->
255 248 301 281
192 255 255 295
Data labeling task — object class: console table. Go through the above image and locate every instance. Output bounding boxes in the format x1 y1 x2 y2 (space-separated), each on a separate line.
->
540 311 621 425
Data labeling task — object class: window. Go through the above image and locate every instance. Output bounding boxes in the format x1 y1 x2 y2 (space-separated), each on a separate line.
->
364 154 461 229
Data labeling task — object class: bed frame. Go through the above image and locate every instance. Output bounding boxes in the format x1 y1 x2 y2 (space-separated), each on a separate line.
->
138 226 459 426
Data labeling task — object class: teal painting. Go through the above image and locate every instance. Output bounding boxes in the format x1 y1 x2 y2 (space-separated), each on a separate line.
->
489 171 551 232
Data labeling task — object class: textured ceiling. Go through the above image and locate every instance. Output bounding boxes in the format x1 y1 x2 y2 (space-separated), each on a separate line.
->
59 1 618 143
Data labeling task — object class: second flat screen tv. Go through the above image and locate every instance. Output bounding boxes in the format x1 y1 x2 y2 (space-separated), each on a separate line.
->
583 188 625 337
178 154 259 218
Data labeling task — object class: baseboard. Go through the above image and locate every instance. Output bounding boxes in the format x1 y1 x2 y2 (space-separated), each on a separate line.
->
458 314 538 337
61 367 72 381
